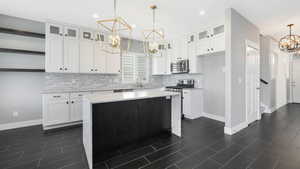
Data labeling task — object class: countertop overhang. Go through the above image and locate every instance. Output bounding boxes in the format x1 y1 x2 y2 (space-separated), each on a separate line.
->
84 91 180 104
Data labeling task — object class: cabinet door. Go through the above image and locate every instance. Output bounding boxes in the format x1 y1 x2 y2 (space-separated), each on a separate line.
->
44 99 70 126
106 53 121 74
152 54 166 75
197 30 211 56
165 42 173 75
80 41 94 73
64 26 79 73
70 99 82 122
211 25 225 53
211 33 225 53
93 34 107 73
46 23 64 72
182 90 192 117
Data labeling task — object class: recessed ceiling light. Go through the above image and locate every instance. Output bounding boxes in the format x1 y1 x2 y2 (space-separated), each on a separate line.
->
199 10 206 16
92 13 100 19
131 24 136 28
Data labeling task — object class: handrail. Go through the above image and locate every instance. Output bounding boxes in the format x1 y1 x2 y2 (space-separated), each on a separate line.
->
260 79 268 85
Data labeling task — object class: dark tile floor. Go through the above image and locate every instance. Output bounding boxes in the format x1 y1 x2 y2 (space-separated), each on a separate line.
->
1 104 300 169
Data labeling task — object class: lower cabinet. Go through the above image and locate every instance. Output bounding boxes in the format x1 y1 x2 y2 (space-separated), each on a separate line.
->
42 91 113 130
183 89 203 119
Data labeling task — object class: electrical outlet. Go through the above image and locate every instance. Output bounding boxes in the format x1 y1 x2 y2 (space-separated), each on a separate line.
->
13 112 19 117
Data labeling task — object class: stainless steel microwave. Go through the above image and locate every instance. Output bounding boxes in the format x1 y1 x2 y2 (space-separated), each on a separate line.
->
171 60 189 74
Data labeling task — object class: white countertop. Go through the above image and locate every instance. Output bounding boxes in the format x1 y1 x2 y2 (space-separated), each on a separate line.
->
84 90 180 104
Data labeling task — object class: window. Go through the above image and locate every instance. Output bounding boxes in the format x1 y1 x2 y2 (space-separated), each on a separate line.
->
122 52 149 83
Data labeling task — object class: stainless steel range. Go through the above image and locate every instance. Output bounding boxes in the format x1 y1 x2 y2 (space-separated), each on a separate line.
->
165 79 195 119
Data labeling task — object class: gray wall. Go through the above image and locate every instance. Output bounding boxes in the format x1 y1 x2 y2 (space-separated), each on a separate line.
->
0 14 45 124
225 8 260 127
260 35 289 110
0 72 44 124
203 52 225 118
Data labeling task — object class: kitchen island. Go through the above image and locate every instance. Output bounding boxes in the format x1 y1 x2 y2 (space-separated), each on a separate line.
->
82 90 181 169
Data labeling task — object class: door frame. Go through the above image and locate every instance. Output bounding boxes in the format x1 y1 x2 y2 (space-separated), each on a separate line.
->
245 40 261 125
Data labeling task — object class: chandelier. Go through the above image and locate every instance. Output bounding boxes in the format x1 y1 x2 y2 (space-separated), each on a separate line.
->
279 24 300 53
143 5 165 55
96 0 132 54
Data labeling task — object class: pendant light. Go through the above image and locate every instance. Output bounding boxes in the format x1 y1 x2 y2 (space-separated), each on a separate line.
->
143 5 164 55
279 24 300 53
96 0 132 54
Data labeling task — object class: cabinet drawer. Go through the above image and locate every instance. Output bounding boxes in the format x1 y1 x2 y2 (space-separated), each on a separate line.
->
70 92 87 99
44 93 69 100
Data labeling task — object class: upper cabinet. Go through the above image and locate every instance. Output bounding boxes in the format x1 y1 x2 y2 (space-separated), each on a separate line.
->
46 23 79 73
46 22 120 74
196 24 225 56
152 42 172 75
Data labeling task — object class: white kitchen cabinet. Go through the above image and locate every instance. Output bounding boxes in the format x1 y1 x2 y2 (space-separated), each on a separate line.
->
42 93 70 127
173 37 188 61
46 23 79 73
45 23 64 72
94 32 107 73
79 31 108 74
211 25 225 53
152 43 172 75
63 26 79 73
196 25 225 56
70 93 85 122
80 29 95 73
152 53 166 75
106 53 121 74
43 91 114 130
182 89 203 119
197 30 211 56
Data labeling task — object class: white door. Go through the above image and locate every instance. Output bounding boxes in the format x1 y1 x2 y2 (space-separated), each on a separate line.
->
182 89 191 117
79 32 94 73
245 41 260 125
292 55 300 103
211 33 225 53
63 26 79 73
94 41 107 73
106 53 121 74
46 23 64 72
152 54 166 75
45 99 70 126
70 99 82 122
197 30 211 56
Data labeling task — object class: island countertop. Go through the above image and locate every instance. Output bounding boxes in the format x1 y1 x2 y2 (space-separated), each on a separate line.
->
84 90 180 104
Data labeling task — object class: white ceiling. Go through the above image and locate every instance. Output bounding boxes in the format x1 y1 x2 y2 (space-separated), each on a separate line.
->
0 0 300 40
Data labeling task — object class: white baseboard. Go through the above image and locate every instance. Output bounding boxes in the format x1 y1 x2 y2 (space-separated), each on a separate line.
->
202 112 225 122
0 119 42 131
224 121 248 135
184 114 201 120
43 121 82 130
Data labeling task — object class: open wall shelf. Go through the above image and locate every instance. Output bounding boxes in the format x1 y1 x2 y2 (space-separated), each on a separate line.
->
0 68 45 72
0 48 45 55
0 27 45 39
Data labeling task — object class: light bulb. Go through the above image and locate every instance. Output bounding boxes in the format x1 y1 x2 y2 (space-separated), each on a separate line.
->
109 34 121 48
149 41 159 54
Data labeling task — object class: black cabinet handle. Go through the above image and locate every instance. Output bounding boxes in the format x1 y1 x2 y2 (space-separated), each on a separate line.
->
71 101 74 104
207 49 210 51
65 68 67 70
91 69 93 71
211 48 214 51
66 101 69 104
95 69 98 71
59 68 63 70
